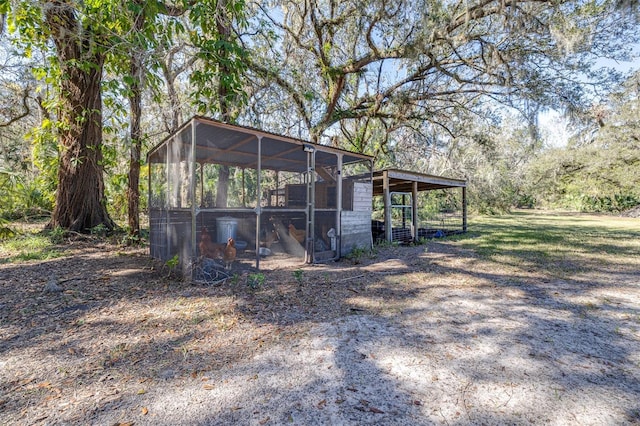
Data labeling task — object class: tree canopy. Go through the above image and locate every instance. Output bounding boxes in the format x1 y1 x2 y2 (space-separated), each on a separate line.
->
0 0 638 229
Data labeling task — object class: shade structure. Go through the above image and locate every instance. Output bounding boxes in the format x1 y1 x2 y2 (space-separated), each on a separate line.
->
372 169 467 243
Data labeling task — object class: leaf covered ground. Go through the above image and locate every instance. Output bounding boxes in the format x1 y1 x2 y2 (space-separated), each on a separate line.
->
1 211 639 425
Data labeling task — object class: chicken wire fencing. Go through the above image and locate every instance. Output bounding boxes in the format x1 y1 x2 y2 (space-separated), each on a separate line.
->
371 187 466 244
148 117 373 282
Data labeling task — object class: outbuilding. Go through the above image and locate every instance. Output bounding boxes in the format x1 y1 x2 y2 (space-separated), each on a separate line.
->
147 116 373 281
372 169 467 243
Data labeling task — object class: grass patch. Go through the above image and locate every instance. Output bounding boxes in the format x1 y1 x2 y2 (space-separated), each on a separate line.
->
449 210 640 273
0 232 63 263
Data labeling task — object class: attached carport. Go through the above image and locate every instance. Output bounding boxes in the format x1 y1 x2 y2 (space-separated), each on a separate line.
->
372 169 467 243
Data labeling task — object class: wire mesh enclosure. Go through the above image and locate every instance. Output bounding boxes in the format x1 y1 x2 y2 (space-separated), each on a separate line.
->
148 117 373 282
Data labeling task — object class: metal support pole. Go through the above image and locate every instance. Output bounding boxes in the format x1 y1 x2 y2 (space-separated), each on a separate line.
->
335 153 343 259
256 136 263 269
188 120 197 281
305 148 316 263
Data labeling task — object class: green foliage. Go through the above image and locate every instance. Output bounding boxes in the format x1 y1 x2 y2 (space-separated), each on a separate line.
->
187 0 248 118
89 223 110 237
374 239 399 249
48 226 66 244
247 272 265 290
528 75 640 213
120 231 142 246
0 168 53 220
166 254 180 269
163 254 180 278
0 219 16 240
293 269 304 286
344 246 376 264
0 230 62 264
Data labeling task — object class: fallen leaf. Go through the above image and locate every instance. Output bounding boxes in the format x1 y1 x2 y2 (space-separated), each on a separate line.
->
317 399 326 409
137 389 146 395
203 384 214 390
259 417 270 425
369 407 385 414
413 400 422 406
141 407 148 416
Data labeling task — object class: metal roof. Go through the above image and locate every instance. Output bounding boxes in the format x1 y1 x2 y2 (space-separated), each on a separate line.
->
372 169 466 196
148 116 372 173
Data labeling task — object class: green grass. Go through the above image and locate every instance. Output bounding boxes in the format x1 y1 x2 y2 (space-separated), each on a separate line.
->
447 210 640 274
0 232 63 263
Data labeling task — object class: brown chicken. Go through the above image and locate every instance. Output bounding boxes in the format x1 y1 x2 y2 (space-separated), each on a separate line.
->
199 227 224 259
288 223 306 244
260 228 279 248
223 237 237 270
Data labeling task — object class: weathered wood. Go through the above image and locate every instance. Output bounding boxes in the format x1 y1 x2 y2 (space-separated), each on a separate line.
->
341 210 372 255
463 186 468 232
412 181 418 241
352 182 372 212
383 170 392 242
316 166 336 183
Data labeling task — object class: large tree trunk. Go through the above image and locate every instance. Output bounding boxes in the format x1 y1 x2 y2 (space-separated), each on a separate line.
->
127 64 142 237
127 5 146 238
46 2 114 232
215 165 230 207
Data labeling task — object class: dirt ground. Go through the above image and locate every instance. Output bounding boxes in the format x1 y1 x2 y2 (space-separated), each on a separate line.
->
1 229 639 425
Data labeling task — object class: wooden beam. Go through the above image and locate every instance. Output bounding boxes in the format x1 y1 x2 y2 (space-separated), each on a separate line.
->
412 181 418 241
383 170 392 242
462 186 467 233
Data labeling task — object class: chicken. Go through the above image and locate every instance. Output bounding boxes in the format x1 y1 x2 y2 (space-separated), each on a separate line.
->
288 223 306 244
199 227 224 259
223 237 237 270
260 228 279 248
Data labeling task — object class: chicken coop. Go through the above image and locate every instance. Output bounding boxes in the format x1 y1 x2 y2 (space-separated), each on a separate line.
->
371 169 467 243
147 116 373 281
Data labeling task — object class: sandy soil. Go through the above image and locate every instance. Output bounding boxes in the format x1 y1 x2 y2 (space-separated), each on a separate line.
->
1 235 639 425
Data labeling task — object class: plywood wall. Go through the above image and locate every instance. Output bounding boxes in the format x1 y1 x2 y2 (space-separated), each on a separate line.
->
341 210 372 254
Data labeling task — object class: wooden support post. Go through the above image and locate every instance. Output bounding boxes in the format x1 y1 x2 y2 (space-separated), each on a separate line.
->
383 170 392 242
242 168 246 207
412 181 418 241
462 186 467 233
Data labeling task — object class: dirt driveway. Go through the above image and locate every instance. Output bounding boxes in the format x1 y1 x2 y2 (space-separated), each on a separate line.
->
1 230 639 425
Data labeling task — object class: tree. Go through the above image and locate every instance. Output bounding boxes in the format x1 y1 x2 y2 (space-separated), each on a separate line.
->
4 0 247 232
529 71 640 211
189 0 247 207
4 1 121 231
44 1 116 232
244 0 638 157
